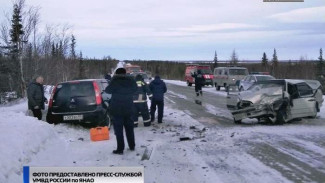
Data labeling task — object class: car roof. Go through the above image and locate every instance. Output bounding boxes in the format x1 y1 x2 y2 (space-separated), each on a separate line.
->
59 79 107 84
214 67 247 69
249 75 274 77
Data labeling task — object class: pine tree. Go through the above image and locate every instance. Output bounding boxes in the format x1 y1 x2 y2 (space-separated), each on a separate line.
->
213 51 218 68
51 43 56 58
317 48 324 78
70 34 76 60
9 3 25 97
261 52 268 71
271 49 278 76
230 49 238 66
78 51 85 79
9 4 24 57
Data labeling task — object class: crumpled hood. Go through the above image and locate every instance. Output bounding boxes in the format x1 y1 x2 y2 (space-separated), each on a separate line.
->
239 87 283 104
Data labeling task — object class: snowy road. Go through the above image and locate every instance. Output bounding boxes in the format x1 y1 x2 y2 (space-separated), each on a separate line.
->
1 81 325 183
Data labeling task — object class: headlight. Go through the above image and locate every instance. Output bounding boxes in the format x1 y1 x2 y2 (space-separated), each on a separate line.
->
232 78 235 81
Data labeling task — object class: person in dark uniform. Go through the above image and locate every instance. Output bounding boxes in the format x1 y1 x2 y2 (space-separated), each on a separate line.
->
192 69 205 97
27 76 48 120
133 74 152 127
105 68 137 155
104 73 112 83
149 76 167 123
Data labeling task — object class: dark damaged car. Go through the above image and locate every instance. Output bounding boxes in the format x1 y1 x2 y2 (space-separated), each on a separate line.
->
227 79 323 124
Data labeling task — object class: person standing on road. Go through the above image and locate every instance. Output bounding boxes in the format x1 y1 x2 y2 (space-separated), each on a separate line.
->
192 69 205 97
105 68 137 155
133 74 152 127
149 75 167 124
104 73 112 83
27 76 48 120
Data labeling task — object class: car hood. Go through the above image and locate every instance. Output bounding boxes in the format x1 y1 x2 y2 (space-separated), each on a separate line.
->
239 87 283 104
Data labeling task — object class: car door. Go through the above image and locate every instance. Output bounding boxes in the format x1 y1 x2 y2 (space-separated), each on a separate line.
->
242 76 252 90
226 85 239 110
289 83 316 118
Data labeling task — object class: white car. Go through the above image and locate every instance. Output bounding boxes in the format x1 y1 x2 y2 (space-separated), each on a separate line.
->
227 79 323 124
239 74 275 91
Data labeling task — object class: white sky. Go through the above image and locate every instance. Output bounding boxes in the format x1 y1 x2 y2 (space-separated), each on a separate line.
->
0 0 324 60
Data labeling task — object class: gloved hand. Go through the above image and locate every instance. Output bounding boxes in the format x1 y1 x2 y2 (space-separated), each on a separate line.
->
34 106 40 109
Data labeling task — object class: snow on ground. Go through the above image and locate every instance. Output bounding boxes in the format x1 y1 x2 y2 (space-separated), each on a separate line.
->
1 75 324 183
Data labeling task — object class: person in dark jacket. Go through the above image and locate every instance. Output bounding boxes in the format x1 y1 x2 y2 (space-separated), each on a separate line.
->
104 73 112 83
149 76 167 123
105 68 137 155
192 69 205 97
27 76 48 120
133 74 152 127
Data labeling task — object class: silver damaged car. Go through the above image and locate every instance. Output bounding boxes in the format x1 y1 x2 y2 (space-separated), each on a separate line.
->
227 79 323 124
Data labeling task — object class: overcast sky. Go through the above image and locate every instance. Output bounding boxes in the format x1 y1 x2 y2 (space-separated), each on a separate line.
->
0 0 324 60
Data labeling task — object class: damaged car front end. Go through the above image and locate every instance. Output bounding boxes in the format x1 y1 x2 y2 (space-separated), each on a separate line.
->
228 80 287 124
227 79 323 124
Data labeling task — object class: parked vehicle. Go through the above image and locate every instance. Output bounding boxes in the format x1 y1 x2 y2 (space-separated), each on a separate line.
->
239 74 275 91
46 79 112 127
130 72 152 84
124 63 142 74
227 79 323 124
185 64 213 86
213 67 248 91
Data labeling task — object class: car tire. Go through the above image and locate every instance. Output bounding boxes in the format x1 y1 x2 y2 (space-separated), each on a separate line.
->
276 109 286 125
234 118 242 124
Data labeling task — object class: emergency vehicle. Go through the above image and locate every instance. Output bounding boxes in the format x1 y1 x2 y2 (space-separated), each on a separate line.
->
185 64 213 86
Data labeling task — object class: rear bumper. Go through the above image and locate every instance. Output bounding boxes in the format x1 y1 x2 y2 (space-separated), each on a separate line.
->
46 106 106 125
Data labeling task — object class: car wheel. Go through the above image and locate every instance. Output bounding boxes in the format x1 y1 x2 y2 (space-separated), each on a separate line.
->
234 118 242 124
276 109 286 125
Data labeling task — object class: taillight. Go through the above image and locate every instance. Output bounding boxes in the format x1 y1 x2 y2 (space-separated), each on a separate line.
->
49 85 57 108
93 81 102 105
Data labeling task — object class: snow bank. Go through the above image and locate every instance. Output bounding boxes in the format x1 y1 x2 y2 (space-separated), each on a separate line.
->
0 106 61 183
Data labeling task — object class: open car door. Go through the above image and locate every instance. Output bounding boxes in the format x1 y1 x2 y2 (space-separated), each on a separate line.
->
227 85 239 110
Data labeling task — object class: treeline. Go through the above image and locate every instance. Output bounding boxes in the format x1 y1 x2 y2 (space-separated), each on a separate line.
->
128 59 321 81
0 0 117 98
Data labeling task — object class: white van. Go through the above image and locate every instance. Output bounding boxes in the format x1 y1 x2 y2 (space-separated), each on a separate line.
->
213 67 248 91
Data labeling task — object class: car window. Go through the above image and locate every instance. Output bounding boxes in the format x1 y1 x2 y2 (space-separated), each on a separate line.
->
54 82 95 103
297 83 313 97
250 76 256 82
224 70 228 75
256 76 275 81
229 69 247 75
219 69 223 75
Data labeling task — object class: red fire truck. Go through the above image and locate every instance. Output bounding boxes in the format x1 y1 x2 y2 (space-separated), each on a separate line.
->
185 64 214 86
124 63 142 74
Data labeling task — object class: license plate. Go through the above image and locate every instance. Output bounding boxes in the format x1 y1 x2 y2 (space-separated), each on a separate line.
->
63 115 83 121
